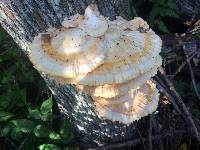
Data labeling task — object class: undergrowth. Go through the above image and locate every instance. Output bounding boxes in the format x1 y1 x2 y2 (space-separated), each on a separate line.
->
0 27 78 150
134 0 180 33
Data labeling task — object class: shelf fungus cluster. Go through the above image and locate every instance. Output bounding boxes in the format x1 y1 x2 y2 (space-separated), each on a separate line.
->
30 4 162 124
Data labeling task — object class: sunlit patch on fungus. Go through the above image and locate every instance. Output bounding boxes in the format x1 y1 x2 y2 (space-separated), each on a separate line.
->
30 4 162 124
93 80 159 124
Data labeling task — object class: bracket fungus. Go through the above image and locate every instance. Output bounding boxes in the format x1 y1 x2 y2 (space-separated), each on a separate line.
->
30 4 162 124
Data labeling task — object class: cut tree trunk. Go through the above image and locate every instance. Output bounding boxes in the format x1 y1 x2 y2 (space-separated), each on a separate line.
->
0 0 199 148
0 0 139 148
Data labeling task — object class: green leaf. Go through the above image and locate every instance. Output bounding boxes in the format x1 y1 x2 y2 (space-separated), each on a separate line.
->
0 111 14 122
16 135 36 150
18 70 34 83
60 120 74 144
11 119 35 133
40 96 53 115
34 124 61 140
15 88 27 104
1 72 13 84
39 144 60 150
28 108 41 120
0 28 8 42
10 127 23 140
160 8 179 18
148 0 179 33
1 124 14 137
158 21 170 33
166 0 177 9
149 6 160 26
49 132 61 140
41 113 53 122
0 95 11 109
34 124 50 138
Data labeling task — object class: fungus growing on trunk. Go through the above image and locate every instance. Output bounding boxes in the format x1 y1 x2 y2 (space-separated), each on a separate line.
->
30 4 162 124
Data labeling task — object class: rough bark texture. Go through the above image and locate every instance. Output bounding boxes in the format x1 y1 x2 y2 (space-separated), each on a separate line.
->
0 0 138 148
176 0 200 21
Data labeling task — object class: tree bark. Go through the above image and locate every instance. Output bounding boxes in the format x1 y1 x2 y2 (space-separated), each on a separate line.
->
176 0 200 21
0 0 138 148
1 0 199 148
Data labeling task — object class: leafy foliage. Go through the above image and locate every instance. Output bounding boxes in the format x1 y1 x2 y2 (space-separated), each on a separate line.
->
134 0 180 33
149 0 179 33
0 27 77 150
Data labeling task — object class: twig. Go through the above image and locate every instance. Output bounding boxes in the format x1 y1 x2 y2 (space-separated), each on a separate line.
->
151 115 164 150
87 130 190 150
148 115 153 150
0 49 9 56
153 77 182 114
136 123 147 150
185 54 200 100
158 67 200 141
170 51 198 79
17 132 32 150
